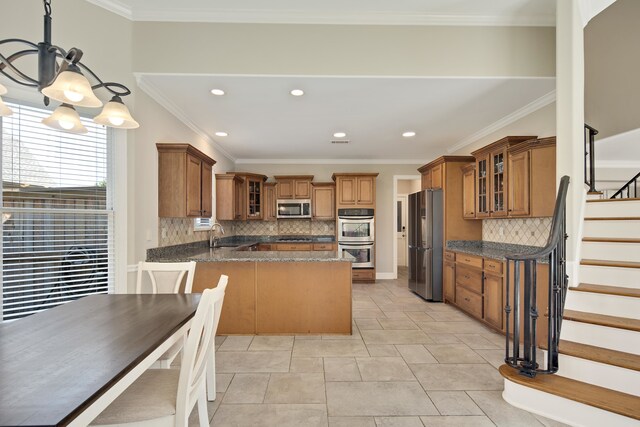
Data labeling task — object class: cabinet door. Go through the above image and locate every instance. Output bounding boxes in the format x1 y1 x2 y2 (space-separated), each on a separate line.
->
490 148 508 217
338 177 357 205
312 186 335 219
508 150 530 216
186 154 203 217
475 154 490 218
264 184 277 221
357 176 375 206
483 272 504 330
234 179 246 220
444 261 455 302
431 164 443 189
421 169 432 190
294 180 311 199
276 179 294 199
462 167 476 218
247 179 263 219
201 162 213 217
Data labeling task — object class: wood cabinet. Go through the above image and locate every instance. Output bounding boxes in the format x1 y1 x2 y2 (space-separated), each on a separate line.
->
312 183 335 220
461 163 476 219
507 137 557 218
275 243 313 251
421 169 431 190
483 272 504 330
313 243 336 251
263 183 277 221
332 173 378 208
418 162 443 190
444 258 456 303
157 144 216 218
216 174 245 220
274 175 313 200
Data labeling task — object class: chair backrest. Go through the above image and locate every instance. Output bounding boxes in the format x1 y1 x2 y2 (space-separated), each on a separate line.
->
136 261 196 294
175 275 228 427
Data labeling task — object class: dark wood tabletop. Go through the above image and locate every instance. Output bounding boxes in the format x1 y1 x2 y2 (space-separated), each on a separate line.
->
0 293 201 426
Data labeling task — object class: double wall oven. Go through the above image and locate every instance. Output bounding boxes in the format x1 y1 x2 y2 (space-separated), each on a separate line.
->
337 208 375 269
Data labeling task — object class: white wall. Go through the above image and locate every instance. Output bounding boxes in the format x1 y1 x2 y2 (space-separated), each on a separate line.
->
397 179 421 195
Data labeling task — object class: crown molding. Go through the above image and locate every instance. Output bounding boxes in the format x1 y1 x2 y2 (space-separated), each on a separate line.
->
135 75 237 162
447 89 556 154
235 158 425 165
85 0 133 20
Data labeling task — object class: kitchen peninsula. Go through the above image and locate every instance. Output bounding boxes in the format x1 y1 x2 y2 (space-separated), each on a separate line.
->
148 239 353 335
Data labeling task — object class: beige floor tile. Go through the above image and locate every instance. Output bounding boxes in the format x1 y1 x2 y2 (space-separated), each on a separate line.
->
367 344 401 357
425 303 459 312
353 309 387 319
417 321 489 334
370 295 394 305
378 318 420 330
215 335 227 350
329 416 376 427
324 357 362 381
427 391 484 415
216 351 290 373
374 416 425 427
483 332 508 347
410 363 503 390
326 381 438 416
360 329 434 345
381 311 410 319
534 414 572 427
467 390 545 426
293 339 369 357
188 392 223 426
289 357 324 373
217 335 254 351
420 415 496 426
295 335 322 340
405 312 436 322
223 373 269 403
424 333 462 344
356 357 416 381
428 311 476 321
395 344 438 364
456 334 502 350
214 373 234 393
248 335 294 351
424 343 485 364
264 372 326 404
212 403 327 427
353 300 380 310
475 349 505 369
322 326 363 340
355 318 383 330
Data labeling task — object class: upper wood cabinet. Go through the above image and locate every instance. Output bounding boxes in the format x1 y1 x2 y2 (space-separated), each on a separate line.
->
471 136 536 218
312 183 335 220
332 173 378 208
418 160 444 190
508 137 557 218
215 174 245 220
241 173 268 220
157 144 216 218
274 175 313 199
461 163 476 219
263 183 277 221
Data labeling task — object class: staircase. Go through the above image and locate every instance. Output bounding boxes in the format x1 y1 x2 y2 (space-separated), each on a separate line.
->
501 197 640 426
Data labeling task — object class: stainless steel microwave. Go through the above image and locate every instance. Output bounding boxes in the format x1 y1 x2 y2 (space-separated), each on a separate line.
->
277 199 312 218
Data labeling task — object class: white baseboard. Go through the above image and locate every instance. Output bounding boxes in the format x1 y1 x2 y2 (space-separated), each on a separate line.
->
376 272 396 280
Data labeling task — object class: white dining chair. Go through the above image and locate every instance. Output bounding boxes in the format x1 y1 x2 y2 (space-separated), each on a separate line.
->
92 278 228 427
137 261 197 368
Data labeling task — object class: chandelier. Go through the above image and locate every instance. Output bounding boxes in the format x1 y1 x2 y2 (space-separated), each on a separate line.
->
0 0 139 133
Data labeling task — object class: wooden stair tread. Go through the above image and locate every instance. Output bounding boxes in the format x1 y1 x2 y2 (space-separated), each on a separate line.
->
584 217 640 221
499 364 640 420
582 237 640 243
548 340 640 371
571 283 640 298
563 310 640 332
587 198 640 203
580 259 640 269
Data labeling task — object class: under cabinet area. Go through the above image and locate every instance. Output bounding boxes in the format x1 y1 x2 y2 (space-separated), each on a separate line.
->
157 144 216 218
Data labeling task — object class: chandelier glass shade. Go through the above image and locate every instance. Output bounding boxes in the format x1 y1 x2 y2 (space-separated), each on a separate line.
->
0 0 139 133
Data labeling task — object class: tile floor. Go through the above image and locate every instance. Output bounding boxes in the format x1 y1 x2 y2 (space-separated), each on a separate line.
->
189 267 568 427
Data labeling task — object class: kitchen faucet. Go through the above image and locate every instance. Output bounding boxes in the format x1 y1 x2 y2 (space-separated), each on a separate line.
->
209 222 225 248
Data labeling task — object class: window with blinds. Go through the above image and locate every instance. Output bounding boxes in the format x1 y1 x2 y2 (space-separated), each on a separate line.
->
1 102 114 321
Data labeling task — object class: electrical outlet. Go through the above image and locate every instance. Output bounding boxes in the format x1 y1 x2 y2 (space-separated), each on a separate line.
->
161 228 167 239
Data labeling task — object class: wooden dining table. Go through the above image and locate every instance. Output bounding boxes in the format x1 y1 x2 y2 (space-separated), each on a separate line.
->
0 293 202 426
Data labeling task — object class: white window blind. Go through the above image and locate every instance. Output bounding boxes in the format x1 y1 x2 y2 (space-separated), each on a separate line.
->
194 217 212 231
1 102 114 321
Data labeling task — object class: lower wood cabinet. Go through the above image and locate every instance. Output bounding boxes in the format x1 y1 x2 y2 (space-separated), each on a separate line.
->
483 272 504 330
352 269 375 282
443 258 455 302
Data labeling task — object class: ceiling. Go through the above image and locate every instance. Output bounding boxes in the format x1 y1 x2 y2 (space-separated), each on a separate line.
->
138 74 555 162
88 0 556 25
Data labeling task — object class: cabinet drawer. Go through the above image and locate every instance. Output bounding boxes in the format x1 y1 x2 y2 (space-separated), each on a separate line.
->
455 265 482 294
352 269 375 281
457 254 483 269
257 244 272 251
484 258 503 275
444 251 456 262
456 286 483 318
313 243 336 251
276 243 312 251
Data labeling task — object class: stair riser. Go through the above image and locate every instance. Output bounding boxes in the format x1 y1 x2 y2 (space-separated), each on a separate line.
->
565 291 640 319
582 241 640 262
560 320 639 354
579 265 640 289
556 353 640 396
583 220 640 239
503 380 640 427
585 200 640 217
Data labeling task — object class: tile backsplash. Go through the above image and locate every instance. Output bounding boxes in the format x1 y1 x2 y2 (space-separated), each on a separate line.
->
158 218 334 247
482 217 552 247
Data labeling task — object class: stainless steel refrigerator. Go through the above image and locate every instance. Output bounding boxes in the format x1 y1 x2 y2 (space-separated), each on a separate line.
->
408 189 443 301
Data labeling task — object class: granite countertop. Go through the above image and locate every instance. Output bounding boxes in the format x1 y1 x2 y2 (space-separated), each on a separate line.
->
446 240 549 263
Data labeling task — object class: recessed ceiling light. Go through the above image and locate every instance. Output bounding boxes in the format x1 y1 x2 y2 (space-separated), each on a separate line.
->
402 131 416 138
333 132 346 138
290 89 304 97
210 89 225 96
215 131 228 137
